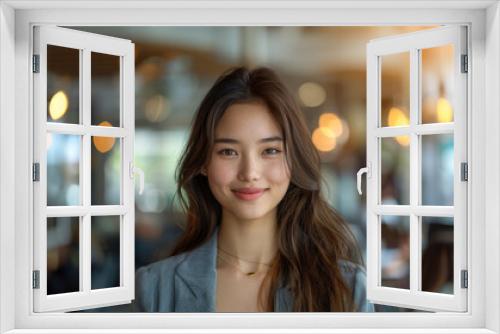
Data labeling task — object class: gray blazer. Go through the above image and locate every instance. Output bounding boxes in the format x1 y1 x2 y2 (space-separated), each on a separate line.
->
134 230 374 312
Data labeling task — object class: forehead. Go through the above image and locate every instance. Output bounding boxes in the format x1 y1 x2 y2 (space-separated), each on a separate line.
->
215 102 282 139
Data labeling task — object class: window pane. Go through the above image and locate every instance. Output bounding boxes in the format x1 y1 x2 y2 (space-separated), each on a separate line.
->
47 45 79 124
421 134 454 206
380 52 410 127
381 215 410 289
91 137 121 205
91 52 120 127
422 216 454 294
91 216 121 290
381 137 410 205
421 45 454 124
47 133 81 206
47 217 80 295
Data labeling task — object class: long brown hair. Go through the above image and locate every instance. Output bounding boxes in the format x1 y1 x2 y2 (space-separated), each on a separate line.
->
172 67 362 312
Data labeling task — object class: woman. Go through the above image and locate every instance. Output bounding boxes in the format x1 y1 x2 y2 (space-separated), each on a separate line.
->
134 67 374 312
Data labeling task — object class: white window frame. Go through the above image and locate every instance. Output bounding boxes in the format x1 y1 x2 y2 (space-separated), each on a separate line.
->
33 26 136 312
0 1 498 333
365 26 468 312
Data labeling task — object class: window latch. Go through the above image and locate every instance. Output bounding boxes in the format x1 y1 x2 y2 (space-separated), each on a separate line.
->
129 162 145 195
356 162 371 195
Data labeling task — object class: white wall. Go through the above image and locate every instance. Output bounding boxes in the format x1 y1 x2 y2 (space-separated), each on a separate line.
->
0 2 16 333
485 2 500 333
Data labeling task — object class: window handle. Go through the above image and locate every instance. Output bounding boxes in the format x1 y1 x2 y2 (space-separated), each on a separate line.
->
356 163 371 195
130 162 145 195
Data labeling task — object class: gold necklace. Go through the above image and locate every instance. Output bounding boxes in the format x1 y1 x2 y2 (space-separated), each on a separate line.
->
217 247 273 266
216 248 272 276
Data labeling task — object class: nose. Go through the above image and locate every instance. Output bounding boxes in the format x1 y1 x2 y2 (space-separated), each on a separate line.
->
237 153 261 182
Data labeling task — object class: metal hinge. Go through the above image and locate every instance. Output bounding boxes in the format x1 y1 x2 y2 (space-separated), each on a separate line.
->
461 162 468 181
33 55 40 73
461 270 468 289
32 270 40 289
461 54 468 73
33 163 40 182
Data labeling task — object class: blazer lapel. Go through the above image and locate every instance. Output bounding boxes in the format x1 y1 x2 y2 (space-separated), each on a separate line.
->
173 230 218 312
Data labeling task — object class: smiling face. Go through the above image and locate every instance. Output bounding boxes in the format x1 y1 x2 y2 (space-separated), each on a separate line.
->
205 101 291 224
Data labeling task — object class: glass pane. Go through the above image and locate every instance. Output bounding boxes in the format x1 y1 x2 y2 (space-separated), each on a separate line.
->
380 52 410 127
47 217 80 295
47 134 81 206
91 216 121 290
381 215 410 289
422 216 454 294
381 137 410 205
47 45 80 124
422 134 454 206
421 45 454 124
91 52 120 127
91 137 121 205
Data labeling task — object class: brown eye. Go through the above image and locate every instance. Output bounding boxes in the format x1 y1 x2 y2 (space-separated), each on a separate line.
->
264 148 281 155
218 148 237 156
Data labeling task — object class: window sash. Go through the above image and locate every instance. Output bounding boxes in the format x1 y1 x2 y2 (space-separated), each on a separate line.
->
366 25 468 312
32 25 136 312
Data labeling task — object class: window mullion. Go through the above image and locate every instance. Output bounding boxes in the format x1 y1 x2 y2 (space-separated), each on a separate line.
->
81 48 91 294
409 48 421 293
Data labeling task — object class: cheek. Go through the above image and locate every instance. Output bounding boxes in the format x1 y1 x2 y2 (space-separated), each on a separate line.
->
206 160 235 188
266 159 291 186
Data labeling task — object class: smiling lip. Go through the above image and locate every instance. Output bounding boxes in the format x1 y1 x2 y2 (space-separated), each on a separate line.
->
232 188 267 201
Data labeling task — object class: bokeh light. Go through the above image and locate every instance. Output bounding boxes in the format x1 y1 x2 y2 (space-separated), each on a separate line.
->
319 112 343 138
387 107 409 127
298 82 327 107
145 94 169 123
93 121 116 153
312 127 337 152
49 90 69 121
436 97 453 123
387 107 410 146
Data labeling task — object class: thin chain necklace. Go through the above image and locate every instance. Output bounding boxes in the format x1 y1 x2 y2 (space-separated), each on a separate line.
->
217 247 272 276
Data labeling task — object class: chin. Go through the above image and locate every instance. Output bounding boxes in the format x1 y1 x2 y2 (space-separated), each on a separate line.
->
230 208 272 222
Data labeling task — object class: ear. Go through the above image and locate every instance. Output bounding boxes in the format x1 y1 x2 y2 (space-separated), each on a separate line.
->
200 168 207 176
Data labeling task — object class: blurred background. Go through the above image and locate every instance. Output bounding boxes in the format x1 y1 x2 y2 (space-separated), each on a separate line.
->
45 26 455 312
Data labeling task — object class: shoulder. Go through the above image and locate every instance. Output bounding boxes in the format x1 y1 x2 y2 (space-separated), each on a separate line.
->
136 252 188 280
133 252 189 312
337 259 375 312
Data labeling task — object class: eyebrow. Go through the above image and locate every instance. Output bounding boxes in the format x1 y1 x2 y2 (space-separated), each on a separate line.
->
214 136 283 144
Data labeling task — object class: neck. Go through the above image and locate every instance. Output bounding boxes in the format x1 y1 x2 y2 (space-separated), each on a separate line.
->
217 209 278 265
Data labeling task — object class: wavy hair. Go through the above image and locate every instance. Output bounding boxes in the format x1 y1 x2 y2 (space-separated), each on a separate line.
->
172 66 362 312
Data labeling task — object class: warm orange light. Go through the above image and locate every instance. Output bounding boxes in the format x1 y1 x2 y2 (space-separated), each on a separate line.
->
312 127 337 152
387 107 410 146
319 113 343 138
395 135 410 146
319 126 335 138
93 121 115 153
436 97 453 123
387 107 409 127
